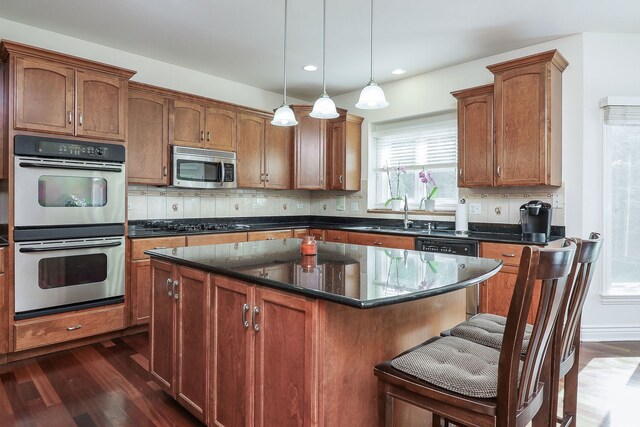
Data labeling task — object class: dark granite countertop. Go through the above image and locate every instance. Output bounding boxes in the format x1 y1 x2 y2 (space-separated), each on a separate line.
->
129 215 564 246
146 239 502 309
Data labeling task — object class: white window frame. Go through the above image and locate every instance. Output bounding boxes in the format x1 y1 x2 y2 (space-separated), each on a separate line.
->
600 96 640 303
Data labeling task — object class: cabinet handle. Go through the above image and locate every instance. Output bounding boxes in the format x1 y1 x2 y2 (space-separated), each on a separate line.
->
373 242 383 246
265 173 269 183
266 237 275 240
242 303 250 329
334 237 342 241
68 111 72 124
252 306 260 332
260 173 265 182
166 277 173 297
339 175 343 184
502 253 516 257
79 113 83 126
207 131 211 141
459 168 463 178
163 166 167 177
320 176 323 184
200 130 205 141
496 165 501 177
66 325 82 331
173 280 180 300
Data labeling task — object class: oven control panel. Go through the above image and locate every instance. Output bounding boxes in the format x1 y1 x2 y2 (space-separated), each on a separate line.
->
37 140 109 158
14 135 126 163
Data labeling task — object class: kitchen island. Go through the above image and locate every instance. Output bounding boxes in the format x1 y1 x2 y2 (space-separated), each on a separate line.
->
146 239 502 427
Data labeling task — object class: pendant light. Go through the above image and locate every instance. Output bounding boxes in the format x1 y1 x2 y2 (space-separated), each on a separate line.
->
310 0 339 119
272 0 298 126
356 0 389 109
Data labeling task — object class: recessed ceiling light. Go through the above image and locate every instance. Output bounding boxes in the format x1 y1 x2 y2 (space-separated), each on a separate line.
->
391 69 406 75
303 65 318 71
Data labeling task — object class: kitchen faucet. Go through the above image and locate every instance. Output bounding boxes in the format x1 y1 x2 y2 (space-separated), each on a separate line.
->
403 195 413 229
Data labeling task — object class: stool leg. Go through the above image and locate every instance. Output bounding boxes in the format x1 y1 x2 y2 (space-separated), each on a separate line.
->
432 413 442 426
562 329 581 427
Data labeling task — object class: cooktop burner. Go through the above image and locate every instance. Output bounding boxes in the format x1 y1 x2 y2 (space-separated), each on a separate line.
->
138 221 250 233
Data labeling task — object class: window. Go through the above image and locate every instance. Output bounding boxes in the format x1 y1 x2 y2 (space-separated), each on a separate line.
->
602 99 640 297
371 111 458 209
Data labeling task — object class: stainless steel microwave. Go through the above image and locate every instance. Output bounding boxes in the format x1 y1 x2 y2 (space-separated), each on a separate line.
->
172 146 237 189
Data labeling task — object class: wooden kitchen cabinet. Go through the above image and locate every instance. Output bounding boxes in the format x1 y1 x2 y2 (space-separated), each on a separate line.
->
327 114 363 190
292 105 326 190
4 41 135 141
128 86 170 185
150 260 210 422
347 231 415 250
480 242 539 323
488 50 568 187
237 113 292 189
247 229 293 242
0 248 6 355
309 228 325 241
210 275 316 427
186 232 247 246
293 228 308 238
172 101 237 152
206 107 237 152
452 84 494 187
325 229 349 243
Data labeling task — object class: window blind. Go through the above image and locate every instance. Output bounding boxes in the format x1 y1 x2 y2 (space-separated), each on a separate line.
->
603 105 640 125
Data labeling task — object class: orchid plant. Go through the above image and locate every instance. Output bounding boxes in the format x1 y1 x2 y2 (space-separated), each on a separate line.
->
383 163 406 206
418 169 438 209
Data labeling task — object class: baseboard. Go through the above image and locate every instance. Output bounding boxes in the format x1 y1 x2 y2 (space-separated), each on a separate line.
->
581 325 640 342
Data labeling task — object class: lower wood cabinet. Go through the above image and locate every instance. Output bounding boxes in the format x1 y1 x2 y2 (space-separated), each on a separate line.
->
247 229 294 241
210 275 316 427
325 229 348 243
347 231 415 250
0 247 5 354
150 260 210 422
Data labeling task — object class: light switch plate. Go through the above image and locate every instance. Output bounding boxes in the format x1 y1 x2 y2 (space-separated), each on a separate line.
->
350 202 359 211
336 195 346 211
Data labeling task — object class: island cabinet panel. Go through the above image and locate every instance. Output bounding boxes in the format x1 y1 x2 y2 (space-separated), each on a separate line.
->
127 89 170 185
130 259 151 325
210 275 317 427
150 260 210 423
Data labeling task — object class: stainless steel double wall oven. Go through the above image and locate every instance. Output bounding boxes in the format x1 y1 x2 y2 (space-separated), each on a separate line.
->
13 135 126 319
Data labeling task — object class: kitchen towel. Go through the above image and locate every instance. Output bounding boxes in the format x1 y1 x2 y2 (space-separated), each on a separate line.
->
455 199 469 234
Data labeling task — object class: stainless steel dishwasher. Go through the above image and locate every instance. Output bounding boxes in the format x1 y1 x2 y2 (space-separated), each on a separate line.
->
415 237 480 319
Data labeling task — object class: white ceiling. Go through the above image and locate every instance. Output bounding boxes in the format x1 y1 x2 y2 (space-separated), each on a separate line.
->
1 0 639 101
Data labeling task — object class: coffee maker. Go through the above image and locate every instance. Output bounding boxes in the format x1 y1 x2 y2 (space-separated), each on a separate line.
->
520 200 552 241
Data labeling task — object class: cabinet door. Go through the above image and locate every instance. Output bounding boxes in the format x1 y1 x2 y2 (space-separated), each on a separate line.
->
237 113 265 188
480 266 540 324
0 273 6 355
76 70 126 140
325 229 348 243
493 63 547 186
149 260 176 394
173 100 206 147
294 108 326 190
175 266 210 422
265 124 292 189
455 86 494 187
211 276 253 427
130 259 151 325
14 57 75 135
205 107 237 151
128 91 170 185
347 232 415 250
327 119 346 190
254 288 316 427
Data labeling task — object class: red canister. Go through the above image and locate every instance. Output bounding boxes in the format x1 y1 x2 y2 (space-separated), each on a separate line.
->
300 235 318 255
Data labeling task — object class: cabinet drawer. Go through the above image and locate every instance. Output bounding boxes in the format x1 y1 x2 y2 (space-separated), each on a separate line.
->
347 232 415 250
14 304 125 351
293 228 308 238
481 242 525 267
186 232 247 246
247 230 293 241
131 236 187 260
325 230 349 243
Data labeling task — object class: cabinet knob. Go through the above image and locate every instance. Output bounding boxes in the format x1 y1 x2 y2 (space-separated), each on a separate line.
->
242 303 250 329
252 306 260 332
265 173 269 183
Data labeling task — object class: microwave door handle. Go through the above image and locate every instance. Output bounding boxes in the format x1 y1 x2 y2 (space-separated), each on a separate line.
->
219 161 225 187
19 162 123 173
19 241 123 253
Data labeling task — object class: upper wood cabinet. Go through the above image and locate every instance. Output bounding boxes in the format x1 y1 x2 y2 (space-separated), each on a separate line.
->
488 50 568 187
171 101 237 151
128 86 170 185
292 105 326 189
237 113 292 189
452 84 494 188
2 41 135 141
327 114 364 190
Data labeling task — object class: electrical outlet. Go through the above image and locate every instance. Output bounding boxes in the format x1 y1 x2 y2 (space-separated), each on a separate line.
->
470 203 481 214
350 202 359 211
336 195 346 211
297 203 304 209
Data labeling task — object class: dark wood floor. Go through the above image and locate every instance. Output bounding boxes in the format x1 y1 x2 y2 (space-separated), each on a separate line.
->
1 334 639 426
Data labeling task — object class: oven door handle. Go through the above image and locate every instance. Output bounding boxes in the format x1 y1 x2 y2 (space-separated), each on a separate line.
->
19 162 123 173
19 241 123 253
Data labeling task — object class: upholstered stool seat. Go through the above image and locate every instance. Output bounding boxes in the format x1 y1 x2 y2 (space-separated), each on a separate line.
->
391 336 521 399
449 313 533 354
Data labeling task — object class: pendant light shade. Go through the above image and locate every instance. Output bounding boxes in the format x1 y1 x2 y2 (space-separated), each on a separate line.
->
272 0 297 126
310 0 339 119
356 0 389 110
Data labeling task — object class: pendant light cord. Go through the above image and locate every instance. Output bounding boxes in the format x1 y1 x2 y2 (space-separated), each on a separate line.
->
322 0 327 94
369 0 374 82
283 0 288 104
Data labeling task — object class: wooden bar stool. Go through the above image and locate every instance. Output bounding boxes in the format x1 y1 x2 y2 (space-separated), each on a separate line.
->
374 243 576 427
446 234 602 426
